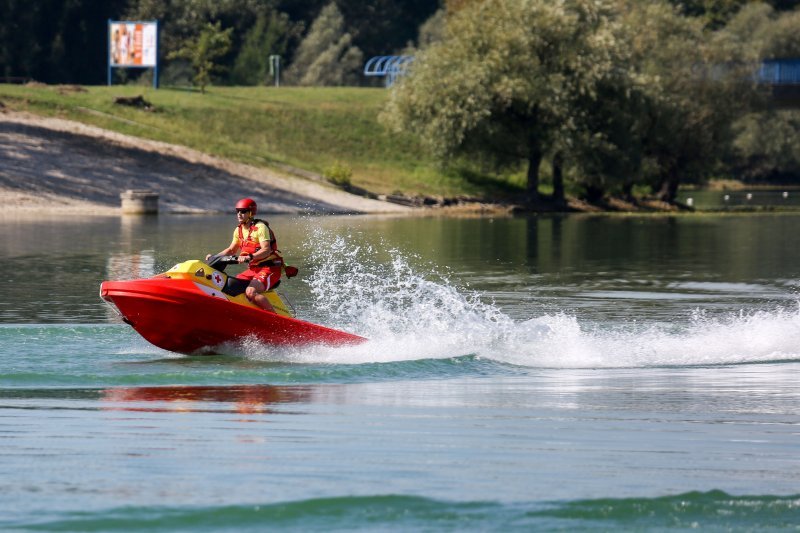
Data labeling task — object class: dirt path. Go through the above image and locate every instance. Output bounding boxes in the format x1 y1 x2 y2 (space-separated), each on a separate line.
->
0 111 412 215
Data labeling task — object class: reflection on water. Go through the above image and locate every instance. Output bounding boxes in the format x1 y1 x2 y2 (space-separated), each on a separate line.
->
1 368 798 514
1 212 800 326
101 384 313 413
106 251 156 280
1 213 799 528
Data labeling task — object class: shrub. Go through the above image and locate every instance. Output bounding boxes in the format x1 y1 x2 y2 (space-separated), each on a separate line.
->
323 161 353 186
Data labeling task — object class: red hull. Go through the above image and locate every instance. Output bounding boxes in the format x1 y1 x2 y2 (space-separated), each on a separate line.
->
100 279 366 354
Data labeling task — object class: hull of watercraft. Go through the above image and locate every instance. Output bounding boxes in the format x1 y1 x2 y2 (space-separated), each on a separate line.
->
100 278 365 354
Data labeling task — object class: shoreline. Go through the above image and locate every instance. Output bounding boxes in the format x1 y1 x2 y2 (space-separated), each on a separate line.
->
0 111 416 216
2 111 796 218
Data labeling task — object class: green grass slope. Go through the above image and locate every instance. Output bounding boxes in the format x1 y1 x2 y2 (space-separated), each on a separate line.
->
0 84 525 199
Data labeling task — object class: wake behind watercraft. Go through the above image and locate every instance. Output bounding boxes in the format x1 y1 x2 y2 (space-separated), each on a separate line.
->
100 254 366 354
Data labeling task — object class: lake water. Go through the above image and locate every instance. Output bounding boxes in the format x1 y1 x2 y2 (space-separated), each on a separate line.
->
1 213 799 530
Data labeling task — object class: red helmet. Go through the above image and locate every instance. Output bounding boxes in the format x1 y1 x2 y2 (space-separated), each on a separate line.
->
235 197 257 215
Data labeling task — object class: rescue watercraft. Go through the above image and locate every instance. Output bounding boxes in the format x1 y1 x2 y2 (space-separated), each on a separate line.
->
100 255 365 354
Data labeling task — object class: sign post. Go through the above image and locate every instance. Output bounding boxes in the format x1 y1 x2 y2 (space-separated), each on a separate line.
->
108 20 159 89
269 55 281 87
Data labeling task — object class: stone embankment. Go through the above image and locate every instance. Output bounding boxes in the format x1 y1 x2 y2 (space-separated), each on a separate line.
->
0 111 413 215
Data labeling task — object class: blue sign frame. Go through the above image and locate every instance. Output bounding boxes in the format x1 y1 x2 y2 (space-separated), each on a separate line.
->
108 20 159 89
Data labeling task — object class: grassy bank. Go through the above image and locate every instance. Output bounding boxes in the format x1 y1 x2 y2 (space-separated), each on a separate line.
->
0 83 526 199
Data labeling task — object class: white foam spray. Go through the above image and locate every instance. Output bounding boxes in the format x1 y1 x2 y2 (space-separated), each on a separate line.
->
239 228 800 368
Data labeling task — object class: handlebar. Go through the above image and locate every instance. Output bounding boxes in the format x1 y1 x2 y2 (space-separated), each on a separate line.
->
206 254 239 271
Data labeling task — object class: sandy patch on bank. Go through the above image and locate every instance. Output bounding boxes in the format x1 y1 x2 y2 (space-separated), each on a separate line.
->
0 111 412 215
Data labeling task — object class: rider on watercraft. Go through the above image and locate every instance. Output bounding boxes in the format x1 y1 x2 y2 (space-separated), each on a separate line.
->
206 198 283 312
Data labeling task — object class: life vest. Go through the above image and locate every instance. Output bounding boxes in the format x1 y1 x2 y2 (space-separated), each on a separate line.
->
237 219 283 268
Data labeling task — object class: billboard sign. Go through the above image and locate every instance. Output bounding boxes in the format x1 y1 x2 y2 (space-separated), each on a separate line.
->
109 21 157 67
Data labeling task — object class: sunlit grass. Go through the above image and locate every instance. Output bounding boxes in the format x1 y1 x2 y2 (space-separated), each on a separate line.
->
0 83 524 199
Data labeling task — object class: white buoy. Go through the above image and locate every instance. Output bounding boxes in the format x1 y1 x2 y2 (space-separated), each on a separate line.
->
724 194 730 201
686 197 693 207
783 191 789 199
746 193 753 200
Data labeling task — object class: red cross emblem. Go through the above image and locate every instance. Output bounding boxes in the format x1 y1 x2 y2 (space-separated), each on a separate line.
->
213 272 223 285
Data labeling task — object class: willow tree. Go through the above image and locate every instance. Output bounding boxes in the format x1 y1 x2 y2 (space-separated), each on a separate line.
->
620 1 760 202
724 4 800 182
382 0 629 204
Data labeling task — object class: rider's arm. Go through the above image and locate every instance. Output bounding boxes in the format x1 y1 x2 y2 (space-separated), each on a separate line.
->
206 237 240 261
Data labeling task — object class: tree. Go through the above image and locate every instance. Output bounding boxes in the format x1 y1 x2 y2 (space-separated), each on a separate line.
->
670 0 751 29
284 2 363 86
383 0 628 204
0 0 129 84
275 0 438 61
669 0 800 27
231 10 298 85
561 0 769 204
566 81 649 203
733 111 800 181
416 8 445 49
169 21 233 92
127 0 293 85
547 1 762 204
336 0 439 60
724 4 800 182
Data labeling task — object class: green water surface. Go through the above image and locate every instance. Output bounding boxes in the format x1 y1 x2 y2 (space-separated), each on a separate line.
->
1 213 799 531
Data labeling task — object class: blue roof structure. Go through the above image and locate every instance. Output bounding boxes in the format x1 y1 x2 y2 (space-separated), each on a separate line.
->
759 59 800 85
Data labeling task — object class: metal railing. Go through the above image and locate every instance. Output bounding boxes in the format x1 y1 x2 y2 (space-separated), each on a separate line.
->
363 55 414 87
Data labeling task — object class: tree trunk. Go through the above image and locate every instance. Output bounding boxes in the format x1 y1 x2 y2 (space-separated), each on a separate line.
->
622 180 634 201
584 183 605 204
552 151 565 208
657 169 680 203
526 143 542 204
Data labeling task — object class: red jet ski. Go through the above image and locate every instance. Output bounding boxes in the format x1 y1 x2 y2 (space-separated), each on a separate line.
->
100 255 366 354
